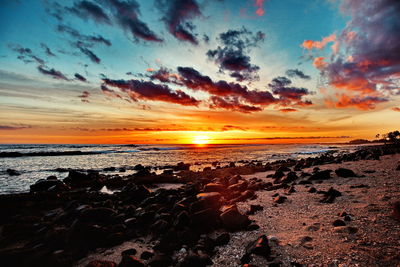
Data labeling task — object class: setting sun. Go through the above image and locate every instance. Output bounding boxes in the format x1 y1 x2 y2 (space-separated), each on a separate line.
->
192 135 210 145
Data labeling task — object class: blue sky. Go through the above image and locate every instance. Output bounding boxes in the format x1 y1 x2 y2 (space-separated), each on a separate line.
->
0 0 399 144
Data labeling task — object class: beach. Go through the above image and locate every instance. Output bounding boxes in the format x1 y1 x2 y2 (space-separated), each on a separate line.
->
0 144 399 267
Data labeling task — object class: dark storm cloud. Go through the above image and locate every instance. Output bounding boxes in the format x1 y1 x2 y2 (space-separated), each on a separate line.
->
40 43 56 57
209 96 263 113
102 78 200 106
74 73 87 82
285 69 311 80
156 0 201 44
37 65 69 80
207 27 265 81
268 76 313 106
68 0 112 24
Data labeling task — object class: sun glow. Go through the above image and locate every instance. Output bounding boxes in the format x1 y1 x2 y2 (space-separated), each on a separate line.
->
192 135 210 145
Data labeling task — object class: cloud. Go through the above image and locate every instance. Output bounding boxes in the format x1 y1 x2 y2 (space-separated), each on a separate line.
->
68 0 112 24
221 124 247 131
326 94 388 110
102 78 200 106
285 69 311 80
8 44 46 65
77 44 101 64
78 90 90 102
57 25 112 46
101 84 123 99
74 73 87 82
392 107 400 112
103 0 162 42
301 34 336 50
254 0 266 16
37 65 69 80
279 108 298 113
207 27 265 81
0 125 32 130
209 96 263 113
268 76 313 106
40 43 56 57
156 0 201 44
311 0 400 110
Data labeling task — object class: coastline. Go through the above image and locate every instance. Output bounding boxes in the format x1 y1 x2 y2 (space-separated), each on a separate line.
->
0 144 399 266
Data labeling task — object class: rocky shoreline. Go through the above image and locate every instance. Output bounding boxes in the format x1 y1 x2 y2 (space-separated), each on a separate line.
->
0 145 399 267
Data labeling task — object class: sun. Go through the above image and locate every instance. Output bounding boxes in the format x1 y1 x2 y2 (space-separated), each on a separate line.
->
192 135 210 145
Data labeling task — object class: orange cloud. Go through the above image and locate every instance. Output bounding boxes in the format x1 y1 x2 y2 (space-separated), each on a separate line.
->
392 107 400 112
302 34 336 50
313 57 327 69
279 108 298 113
326 94 388 110
255 0 265 16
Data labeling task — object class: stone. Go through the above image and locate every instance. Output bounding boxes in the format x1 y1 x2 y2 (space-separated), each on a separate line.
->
203 183 224 192
6 169 20 176
244 235 271 258
332 219 346 227
215 233 230 246
220 205 250 231
308 170 332 181
273 195 287 204
79 207 117 224
308 187 317 193
335 168 357 178
30 179 68 192
140 251 154 260
179 251 213 267
174 162 190 171
148 254 173 267
392 201 400 221
246 204 263 215
320 187 342 203
196 192 222 204
86 260 117 267
121 248 137 256
118 255 145 267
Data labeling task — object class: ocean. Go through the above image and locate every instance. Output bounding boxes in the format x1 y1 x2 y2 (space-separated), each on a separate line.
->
0 143 358 194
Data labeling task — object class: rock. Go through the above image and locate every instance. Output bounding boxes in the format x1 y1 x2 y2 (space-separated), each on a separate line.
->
298 236 313 244
47 175 58 180
179 251 213 267
335 168 357 178
30 179 68 192
140 251 154 260
282 172 298 183
203 183 224 192
308 187 317 193
196 192 222 204
174 162 190 171
6 169 20 176
148 254 173 267
133 164 145 171
118 255 145 267
220 205 250 231
396 164 400 171
79 207 117 224
287 185 296 193
215 233 230 246
344 215 352 221
175 210 191 228
332 219 346 226
103 167 116 171
122 248 137 256
246 204 263 215
308 170 332 181
86 260 117 267
392 201 400 221
272 170 285 179
320 187 342 203
242 235 271 262
332 226 358 234
273 195 287 204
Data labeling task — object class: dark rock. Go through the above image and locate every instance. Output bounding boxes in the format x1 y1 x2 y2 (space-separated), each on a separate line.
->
103 167 116 171
174 162 190 171
320 187 342 203
215 233 230 246
118 255 145 267
220 205 250 231
148 254 173 267
30 179 68 192
106 232 125 246
179 251 213 267
119 168 126 172
241 235 271 263
47 175 58 180
246 204 263 215
396 164 400 171
344 215 352 221
6 169 20 176
298 180 312 184
332 219 346 226
175 210 191 228
140 251 154 260
196 192 222 205
86 260 117 267
121 248 137 256
133 164 145 171
308 187 317 193
272 170 285 179
246 224 260 231
273 195 287 204
79 207 117 224
392 201 400 221
282 172 298 183
335 168 357 178
308 170 332 181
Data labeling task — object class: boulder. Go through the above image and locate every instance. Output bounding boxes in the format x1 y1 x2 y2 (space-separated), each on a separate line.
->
246 204 263 215
308 170 332 180
86 260 117 267
118 255 145 267
178 251 213 267
203 183 224 192
30 179 68 192
241 235 271 264
335 168 357 178
332 219 346 226
273 195 287 204
220 205 250 231
6 169 20 176
148 254 173 267
320 187 342 203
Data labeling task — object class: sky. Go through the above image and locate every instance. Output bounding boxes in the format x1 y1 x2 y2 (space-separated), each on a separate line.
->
0 0 399 144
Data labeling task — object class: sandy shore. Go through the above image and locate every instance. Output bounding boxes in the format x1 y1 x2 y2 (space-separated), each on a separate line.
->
0 145 399 267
